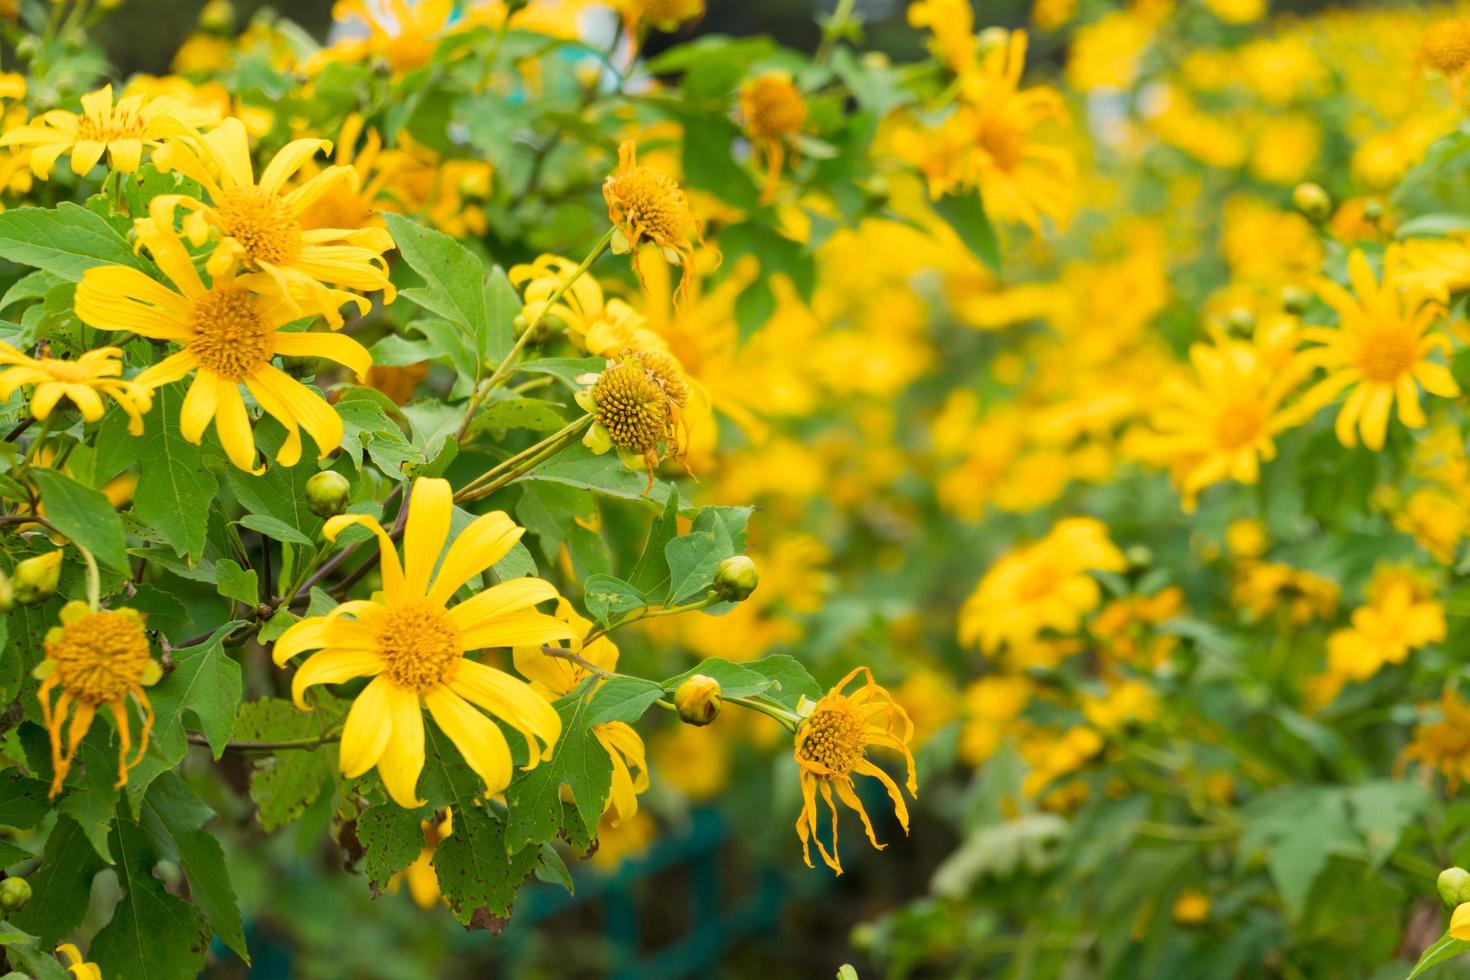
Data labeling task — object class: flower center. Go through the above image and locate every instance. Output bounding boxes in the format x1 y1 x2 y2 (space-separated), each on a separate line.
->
1356 324 1417 383
377 603 461 691
745 79 807 138
76 107 146 144
606 167 689 244
594 362 671 454
1214 401 1265 450
47 610 152 705
1016 560 1059 601
1422 21 1470 74
977 116 1025 172
215 187 303 267
188 287 274 379
797 697 865 774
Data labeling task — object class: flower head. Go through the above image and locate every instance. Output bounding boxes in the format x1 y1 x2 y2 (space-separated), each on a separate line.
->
1404 688 1470 793
507 255 665 356
34 600 161 798
793 666 917 874
1298 249 1459 451
602 141 714 309
619 0 704 34
1325 566 1444 682
273 478 575 808
0 342 153 435
0 84 197 179
584 349 692 491
739 72 808 204
153 117 395 326
1419 19 1470 83
76 220 371 473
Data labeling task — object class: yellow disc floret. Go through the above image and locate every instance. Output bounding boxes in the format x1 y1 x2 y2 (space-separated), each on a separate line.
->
187 287 274 379
377 602 462 691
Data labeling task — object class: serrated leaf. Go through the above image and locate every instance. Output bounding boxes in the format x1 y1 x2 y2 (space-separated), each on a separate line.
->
91 821 211 980
515 357 603 391
358 804 426 891
431 805 541 927
520 442 673 508
744 655 822 709
147 621 246 763
626 487 679 597
664 508 734 604
8 815 105 944
582 573 647 624
214 558 259 607
32 468 128 572
133 383 218 563
0 772 51 829
56 736 119 862
231 698 338 831
662 658 775 700
503 692 612 853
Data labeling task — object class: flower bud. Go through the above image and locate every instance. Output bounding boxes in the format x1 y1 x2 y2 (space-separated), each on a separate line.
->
1362 199 1384 222
305 471 351 518
713 555 759 602
1223 307 1255 336
13 550 62 607
0 876 30 911
1439 867 1470 907
1280 285 1310 316
675 674 722 726
1291 182 1331 223
199 0 234 31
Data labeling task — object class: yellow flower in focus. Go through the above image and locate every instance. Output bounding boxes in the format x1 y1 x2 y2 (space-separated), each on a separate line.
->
391 808 452 909
56 943 102 980
793 667 918 875
1298 249 1459 451
153 117 395 327
603 141 714 309
76 222 371 473
507 255 665 356
1454 901 1470 940
273 478 574 808
0 343 152 435
585 349 694 491
960 518 1127 654
0 84 196 179
1173 889 1211 925
1404 688 1470 793
34 601 161 798
1325 566 1444 682
739 72 808 205
514 600 651 826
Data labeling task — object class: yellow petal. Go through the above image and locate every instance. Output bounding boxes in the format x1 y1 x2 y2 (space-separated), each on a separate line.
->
338 675 394 778
377 684 426 808
424 687 514 795
291 647 384 708
425 511 523 606
403 478 452 600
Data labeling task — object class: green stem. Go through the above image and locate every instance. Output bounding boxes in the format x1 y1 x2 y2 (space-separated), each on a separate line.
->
726 695 800 732
454 414 593 504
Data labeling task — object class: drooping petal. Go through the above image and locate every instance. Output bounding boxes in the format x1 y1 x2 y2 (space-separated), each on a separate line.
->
449 659 562 764
376 685 427 808
338 675 395 778
424 687 514 795
291 647 385 708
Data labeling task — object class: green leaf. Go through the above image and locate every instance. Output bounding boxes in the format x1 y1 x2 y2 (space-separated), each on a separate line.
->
1408 933 1470 979
133 383 218 563
32 468 128 572
147 621 246 764
520 442 673 508
231 698 337 831
664 507 734 603
358 803 426 891
8 815 106 945
214 558 259 607
582 573 647 624
932 191 1000 272
139 773 248 963
238 513 315 547
432 806 542 928
586 675 665 725
745 655 822 709
1346 780 1429 867
0 772 51 829
226 423 325 537
515 357 603 391
91 821 211 980
474 396 566 433
0 922 71 980
662 658 775 700
534 842 574 894
626 486 679 597
0 203 142 281
503 691 613 852
57 736 120 862
1240 787 1363 919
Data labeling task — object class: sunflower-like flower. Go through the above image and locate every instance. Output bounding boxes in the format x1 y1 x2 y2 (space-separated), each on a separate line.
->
295 113 395 233
1403 687 1470 793
602 141 714 309
34 600 161 798
507 255 666 356
514 601 650 826
1418 19 1470 99
738 72 808 205
580 349 692 491
56 943 102 980
152 117 395 327
1297 249 1459 451
1325 567 1444 682
75 221 371 473
793 667 917 875
0 342 153 434
0 84 197 180
273 478 575 808
311 0 457 76
1128 335 1308 511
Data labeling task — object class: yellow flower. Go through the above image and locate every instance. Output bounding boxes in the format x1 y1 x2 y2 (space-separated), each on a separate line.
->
76 221 371 473
1418 19 1470 94
1392 488 1470 565
1397 235 1470 299
0 343 152 435
793 667 918 875
619 0 704 34
1082 680 1158 733
959 517 1126 654
958 674 1030 765
507 255 665 356
738 72 808 205
1173 889 1211 925
1130 336 1306 511
0 84 196 180
33 600 161 798
295 114 395 233
1326 567 1444 682
1404 688 1470 793
1020 725 1103 798
602 141 714 309
153 117 395 327
313 0 456 75
909 0 975 71
1454 901 1470 940
1205 0 1264 24
273 478 574 808
1226 518 1269 559
513 601 651 826
1231 561 1340 625
391 808 452 910
1298 249 1459 451
56 943 102 980
584 349 693 491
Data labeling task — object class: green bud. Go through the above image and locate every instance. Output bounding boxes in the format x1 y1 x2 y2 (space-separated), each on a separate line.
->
1439 867 1470 907
1291 182 1331 223
713 555 759 602
199 0 234 31
1363 199 1384 222
1125 545 1153 570
674 674 722 726
1280 285 1310 316
13 550 62 607
976 27 1009 57
305 471 352 519
1223 307 1255 336
0 876 31 912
